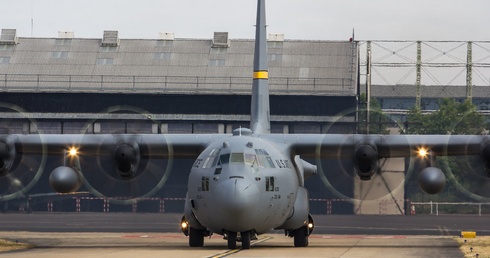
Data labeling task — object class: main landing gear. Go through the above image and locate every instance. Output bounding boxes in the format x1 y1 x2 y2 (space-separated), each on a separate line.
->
181 215 210 247
287 214 315 247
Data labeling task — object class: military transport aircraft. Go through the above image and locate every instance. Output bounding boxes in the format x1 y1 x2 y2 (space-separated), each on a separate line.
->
0 0 489 250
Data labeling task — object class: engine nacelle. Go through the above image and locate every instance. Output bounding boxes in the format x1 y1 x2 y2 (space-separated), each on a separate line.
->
354 143 378 180
481 142 490 175
418 167 446 194
276 186 309 231
0 138 17 176
49 166 84 193
113 143 140 178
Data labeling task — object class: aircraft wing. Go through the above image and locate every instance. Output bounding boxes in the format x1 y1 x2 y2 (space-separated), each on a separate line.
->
0 133 229 195
265 134 488 158
265 134 490 190
6 134 228 158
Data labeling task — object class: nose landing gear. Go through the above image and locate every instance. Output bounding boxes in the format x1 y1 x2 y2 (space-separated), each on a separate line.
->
224 230 255 249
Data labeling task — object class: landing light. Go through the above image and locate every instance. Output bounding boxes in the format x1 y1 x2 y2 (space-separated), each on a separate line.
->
308 223 314 229
68 147 78 156
417 148 428 158
181 221 188 229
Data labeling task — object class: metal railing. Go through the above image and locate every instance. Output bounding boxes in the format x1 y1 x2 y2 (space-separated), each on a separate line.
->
0 74 355 96
411 201 490 216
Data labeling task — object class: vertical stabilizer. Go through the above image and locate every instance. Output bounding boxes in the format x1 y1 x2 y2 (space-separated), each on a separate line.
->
250 0 271 134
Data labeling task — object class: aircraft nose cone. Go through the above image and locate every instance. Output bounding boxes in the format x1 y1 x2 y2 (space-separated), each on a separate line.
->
214 178 260 231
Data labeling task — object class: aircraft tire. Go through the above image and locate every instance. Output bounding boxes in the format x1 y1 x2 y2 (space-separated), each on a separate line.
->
227 232 237 249
241 231 251 249
293 226 309 247
189 227 204 247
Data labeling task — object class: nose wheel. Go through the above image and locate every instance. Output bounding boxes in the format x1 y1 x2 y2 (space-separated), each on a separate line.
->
226 230 252 249
241 231 251 249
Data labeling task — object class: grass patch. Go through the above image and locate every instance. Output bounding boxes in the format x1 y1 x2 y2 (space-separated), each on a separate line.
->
0 239 32 253
456 236 490 258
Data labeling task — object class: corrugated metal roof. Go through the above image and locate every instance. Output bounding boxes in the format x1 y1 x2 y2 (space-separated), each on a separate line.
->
0 37 357 96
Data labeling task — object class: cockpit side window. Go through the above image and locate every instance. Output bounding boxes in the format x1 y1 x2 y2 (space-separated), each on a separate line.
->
202 148 221 168
253 149 276 168
244 154 257 166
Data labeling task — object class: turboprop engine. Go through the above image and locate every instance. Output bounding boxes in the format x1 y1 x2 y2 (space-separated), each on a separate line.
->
354 143 378 180
0 138 17 176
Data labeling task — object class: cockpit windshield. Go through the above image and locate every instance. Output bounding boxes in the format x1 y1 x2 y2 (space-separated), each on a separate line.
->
201 149 276 169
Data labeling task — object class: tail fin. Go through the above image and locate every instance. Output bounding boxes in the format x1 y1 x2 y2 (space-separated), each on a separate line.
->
250 0 271 134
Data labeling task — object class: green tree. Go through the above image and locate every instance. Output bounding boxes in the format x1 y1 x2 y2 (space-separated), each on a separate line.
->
405 98 489 207
405 98 486 135
358 94 390 134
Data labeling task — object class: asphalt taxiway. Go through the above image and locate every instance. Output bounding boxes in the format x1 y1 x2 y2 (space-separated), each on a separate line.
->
0 213 482 257
0 232 462 258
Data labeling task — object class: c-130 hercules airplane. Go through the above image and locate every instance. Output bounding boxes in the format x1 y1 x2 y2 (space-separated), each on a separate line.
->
0 0 489 250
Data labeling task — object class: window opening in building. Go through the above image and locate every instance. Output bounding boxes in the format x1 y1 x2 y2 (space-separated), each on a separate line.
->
96 58 114 65
210 47 228 55
55 39 72 46
156 40 174 48
209 59 226 66
0 57 10 64
268 54 283 62
154 52 171 60
99 46 117 52
0 45 14 51
51 51 69 58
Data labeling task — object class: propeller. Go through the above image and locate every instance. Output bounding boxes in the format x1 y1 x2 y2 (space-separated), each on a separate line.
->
314 106 409 204
0 102 47 201
76 105 174 204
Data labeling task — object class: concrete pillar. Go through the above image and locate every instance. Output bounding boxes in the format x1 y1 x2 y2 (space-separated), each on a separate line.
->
93 122 101 134
226 124 233 133
282 125 289 134
29 122 37 133
218 124 225 133
151 124 159 134
160 123 168 134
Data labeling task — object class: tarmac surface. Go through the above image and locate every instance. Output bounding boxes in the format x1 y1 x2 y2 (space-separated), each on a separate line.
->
0 212 484 257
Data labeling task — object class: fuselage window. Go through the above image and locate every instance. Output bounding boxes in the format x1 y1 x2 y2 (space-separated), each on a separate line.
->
266 176 275 191
214 167 222 175
201 177 210 191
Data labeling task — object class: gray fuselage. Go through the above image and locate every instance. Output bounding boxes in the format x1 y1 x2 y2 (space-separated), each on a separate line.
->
186 133 299 235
